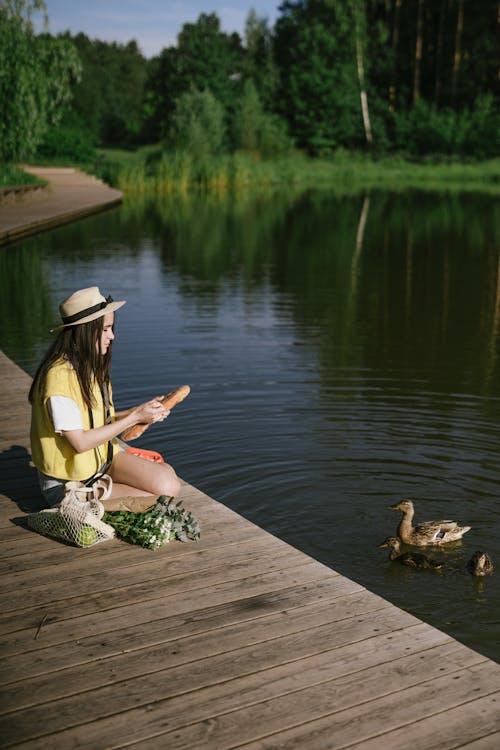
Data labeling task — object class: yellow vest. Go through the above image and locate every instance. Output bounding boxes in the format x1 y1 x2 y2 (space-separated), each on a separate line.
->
30 359 116 481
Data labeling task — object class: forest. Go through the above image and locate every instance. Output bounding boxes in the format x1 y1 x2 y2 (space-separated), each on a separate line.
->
1 0 498 188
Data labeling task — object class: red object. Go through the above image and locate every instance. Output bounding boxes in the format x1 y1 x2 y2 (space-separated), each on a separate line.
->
125 446 165 463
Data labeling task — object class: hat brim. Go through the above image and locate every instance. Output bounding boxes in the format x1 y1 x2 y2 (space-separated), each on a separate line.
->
51 300 126 331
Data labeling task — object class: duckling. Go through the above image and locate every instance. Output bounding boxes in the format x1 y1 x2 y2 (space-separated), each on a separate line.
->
389 498 471 546
467 551 494 577
378 536 443 570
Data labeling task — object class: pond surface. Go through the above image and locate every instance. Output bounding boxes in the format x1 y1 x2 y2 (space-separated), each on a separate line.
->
1 187 499 662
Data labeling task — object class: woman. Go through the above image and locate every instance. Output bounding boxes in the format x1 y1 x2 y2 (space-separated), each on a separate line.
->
29 286 181 506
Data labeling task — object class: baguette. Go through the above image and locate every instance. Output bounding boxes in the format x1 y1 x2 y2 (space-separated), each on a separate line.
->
121 385 190 441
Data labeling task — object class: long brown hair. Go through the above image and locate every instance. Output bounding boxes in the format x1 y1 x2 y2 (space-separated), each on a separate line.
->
29 317 112 408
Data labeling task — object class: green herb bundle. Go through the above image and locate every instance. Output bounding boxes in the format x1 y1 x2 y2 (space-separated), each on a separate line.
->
103 495 200 550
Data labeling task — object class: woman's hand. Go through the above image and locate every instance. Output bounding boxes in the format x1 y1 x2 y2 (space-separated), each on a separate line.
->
131 397 170 426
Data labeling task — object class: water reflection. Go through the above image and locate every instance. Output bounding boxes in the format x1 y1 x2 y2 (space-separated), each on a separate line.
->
1 188 499 662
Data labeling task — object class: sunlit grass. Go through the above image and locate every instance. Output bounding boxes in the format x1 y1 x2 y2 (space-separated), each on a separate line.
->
2 148 499 194
95 149 500 195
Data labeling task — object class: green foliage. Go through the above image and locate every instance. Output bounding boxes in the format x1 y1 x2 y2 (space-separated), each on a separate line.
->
98 145 500 196
0 0 81 161
68 34 147 147
103 495 201 549
392 95 500 158
146 13 244 142
274 0 364 153
0 163 43 185
168 87 226 159
258 115 294 158
232 80 293 157
20 2 495 161
243 9 278 109
36 118 96 162
458 95 500 159
232 80 262 152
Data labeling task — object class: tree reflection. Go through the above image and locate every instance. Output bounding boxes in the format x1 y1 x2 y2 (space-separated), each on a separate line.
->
0 241 53 370
1 188 499 395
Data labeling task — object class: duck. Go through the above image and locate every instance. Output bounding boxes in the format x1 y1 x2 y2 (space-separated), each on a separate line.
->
389 498 471 546
378 536 443 570
467 551 494 577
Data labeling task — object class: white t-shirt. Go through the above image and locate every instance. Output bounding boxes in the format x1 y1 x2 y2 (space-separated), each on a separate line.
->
48 395 83 433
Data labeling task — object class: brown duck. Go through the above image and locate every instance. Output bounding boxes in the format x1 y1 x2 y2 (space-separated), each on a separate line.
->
378 536 443 570
389 499 471 546
467 551 494 577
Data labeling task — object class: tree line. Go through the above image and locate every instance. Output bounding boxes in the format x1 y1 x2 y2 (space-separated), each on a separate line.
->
1 0 498 164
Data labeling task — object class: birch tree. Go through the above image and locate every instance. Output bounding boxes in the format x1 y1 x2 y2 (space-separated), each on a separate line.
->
353 0 373 144
413 0 425 103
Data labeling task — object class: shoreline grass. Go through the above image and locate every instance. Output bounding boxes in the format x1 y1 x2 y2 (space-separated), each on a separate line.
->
0 164 46 187
96 149 500 195
2 149 499 194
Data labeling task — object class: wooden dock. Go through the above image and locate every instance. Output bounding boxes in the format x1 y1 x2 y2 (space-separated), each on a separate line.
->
0 167 122 246
1 347 499 749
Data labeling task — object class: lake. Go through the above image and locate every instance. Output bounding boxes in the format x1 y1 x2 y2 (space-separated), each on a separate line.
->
1 187 499 663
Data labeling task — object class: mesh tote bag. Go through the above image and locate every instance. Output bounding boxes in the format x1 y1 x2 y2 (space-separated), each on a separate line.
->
28 476 115 548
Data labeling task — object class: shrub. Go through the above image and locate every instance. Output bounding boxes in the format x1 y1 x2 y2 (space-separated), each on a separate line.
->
391 96 500 158
232 80 293 158
167 87 226 159
36 125 96 162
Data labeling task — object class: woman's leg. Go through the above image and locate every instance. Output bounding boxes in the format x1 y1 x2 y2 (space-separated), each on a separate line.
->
107 450 181 499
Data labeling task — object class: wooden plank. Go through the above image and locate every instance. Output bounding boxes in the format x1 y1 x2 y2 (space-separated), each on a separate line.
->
452 734 500 750
0 580 373 685
0 630 482 750
113 645 491 750
0 587 391 714
111 663 500 750
0 612 442 747
343 701 500 750
233 695 500 750
0 167 122 246
0 559 336 658
0 533 293 598
0 545 316 632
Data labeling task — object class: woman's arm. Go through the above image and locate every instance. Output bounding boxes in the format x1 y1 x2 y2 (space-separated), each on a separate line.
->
62 398 169 454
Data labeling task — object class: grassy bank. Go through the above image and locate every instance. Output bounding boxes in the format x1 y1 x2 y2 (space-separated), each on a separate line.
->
0 164 46 187
94 148 500 195
3 149 499 194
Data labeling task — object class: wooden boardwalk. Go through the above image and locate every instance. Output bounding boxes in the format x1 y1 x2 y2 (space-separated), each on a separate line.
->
0 167 122 246
1 348 500 749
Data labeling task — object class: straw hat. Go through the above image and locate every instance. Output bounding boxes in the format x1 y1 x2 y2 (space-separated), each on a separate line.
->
53 287 126 330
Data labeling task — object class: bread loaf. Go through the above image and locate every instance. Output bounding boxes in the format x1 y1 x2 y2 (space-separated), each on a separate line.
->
121 385 190 441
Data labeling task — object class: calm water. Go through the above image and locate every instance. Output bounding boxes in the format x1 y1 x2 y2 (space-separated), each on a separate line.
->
1 188 499 662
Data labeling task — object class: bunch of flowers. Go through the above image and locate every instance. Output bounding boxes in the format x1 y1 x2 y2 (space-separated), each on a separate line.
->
102 495 200 550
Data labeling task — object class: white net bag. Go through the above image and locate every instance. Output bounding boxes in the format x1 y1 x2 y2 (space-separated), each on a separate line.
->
28 476 116 548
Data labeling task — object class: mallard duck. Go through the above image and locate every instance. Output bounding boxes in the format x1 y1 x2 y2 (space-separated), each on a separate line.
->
378 536 443 570
467 551 494 577
389 499 471 546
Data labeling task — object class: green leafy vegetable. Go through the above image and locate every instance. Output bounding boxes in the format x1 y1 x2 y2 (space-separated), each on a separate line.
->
103 495 200 550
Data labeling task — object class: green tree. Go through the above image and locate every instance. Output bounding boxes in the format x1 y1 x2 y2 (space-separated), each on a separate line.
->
0 0 81 162
232 79 293 156
232 79 262 151
68 34 147 146
146 13 244 141
243 9 278 109
274 0 364 153
168 87 226 158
